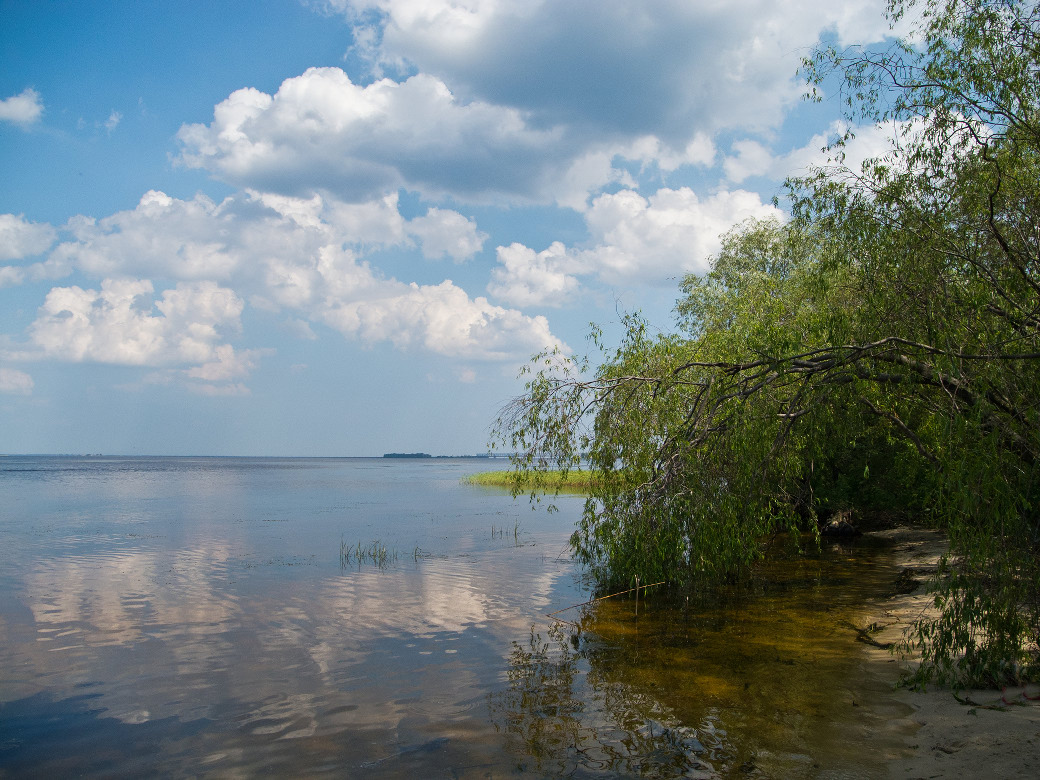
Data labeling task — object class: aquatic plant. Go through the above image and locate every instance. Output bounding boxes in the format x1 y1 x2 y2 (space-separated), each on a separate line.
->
339 537 398 569
338 538 432 568
491 519 522 544
464 470 599 492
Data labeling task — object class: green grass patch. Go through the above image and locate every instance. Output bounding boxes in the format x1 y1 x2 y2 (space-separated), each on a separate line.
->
463 470 599 493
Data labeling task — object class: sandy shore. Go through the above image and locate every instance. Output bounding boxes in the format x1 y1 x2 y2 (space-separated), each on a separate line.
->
852 527 1040 779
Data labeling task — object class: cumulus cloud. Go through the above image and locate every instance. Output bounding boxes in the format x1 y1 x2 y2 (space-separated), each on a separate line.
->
319 195 486 259
582 187 783 282
24 190 563 365
723 120 919 184
489 187 782 306
553 149 636 213
488 242 580 307
49 191 247 281
0 88 43 126
176 65 723 210
331 0 896 139
0 213 57 261
322 193 407 246
0 367 34 395
184 344 267 383
283 318 318 340
180 2 902 212
303 245 565 359
722 140 777 184
20 277 258 395
177 68 565 204
406 207 486 261
42 188 485 280
28 279 245 367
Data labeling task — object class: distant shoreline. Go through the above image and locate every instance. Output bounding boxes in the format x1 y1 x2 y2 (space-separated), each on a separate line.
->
382 452 499 459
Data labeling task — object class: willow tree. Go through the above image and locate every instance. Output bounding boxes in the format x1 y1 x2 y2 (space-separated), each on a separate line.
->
496 0 1040 687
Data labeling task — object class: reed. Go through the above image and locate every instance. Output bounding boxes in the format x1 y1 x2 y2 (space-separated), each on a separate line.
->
340 537 399 569
491 519 522 543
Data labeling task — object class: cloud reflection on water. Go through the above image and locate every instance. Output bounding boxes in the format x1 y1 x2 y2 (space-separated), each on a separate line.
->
6 529 575 772
0 457 583 776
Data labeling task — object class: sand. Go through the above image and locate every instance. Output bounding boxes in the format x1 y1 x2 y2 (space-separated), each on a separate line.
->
851 527 1040 778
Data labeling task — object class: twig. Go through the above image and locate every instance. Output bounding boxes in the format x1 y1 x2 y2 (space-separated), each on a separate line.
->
547 581 667 619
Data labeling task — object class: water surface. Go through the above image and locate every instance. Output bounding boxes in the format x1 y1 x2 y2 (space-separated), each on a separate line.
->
0 456 912 777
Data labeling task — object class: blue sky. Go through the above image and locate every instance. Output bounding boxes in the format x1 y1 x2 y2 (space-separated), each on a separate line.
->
0 0 906 456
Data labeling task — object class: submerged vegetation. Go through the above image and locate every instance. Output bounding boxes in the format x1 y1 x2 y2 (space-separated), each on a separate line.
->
491 542 907 778
496 0 1040 687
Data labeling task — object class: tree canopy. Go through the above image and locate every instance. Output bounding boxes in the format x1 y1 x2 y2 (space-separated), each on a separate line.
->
495 0 1040 687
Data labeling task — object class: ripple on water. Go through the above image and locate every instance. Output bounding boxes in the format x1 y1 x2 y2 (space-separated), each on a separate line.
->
1 458 921 778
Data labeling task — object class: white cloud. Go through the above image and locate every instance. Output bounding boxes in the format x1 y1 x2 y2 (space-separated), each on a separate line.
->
176 64 726 210
27 190 564 364
322 193 407 246
332 0 896 138
587 187 781 279
488 242 580 307
0 367 34 395
104 110 122 133
723 139 776 184
581 187 782 283
550 133 717 212
0 254 79 289
50 191 246 281
553 151 630 213
312 246 565 359
0 213 57 261
406 207 486 261
28 278 246 369
180 2 901 212
284 319 318 340
723 120 917 184
45 188 482 283
648 134 717 172
488 187 783 306
0 88 43 126
0 267 25 287
177 68 562 204
315 194 485 259
184 344 267 383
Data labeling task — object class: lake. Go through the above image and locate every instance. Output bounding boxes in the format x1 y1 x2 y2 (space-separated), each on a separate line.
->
0 456 911 777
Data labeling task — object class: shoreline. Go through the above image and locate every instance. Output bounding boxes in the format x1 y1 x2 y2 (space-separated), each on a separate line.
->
853 526 1040 778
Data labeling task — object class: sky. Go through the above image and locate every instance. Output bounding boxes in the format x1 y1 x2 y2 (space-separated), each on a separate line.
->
0 0 908 456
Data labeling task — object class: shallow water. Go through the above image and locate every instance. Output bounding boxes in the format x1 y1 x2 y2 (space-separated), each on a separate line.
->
495 547 916 778
0 456 911 777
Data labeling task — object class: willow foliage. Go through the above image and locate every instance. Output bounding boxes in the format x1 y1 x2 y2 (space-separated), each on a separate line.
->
496 0 1040 687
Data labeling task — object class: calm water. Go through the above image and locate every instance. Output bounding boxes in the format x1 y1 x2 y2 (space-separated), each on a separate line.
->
0 456 912 778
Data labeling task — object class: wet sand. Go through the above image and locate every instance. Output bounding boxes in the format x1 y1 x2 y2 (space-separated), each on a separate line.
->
854 527 1040 779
